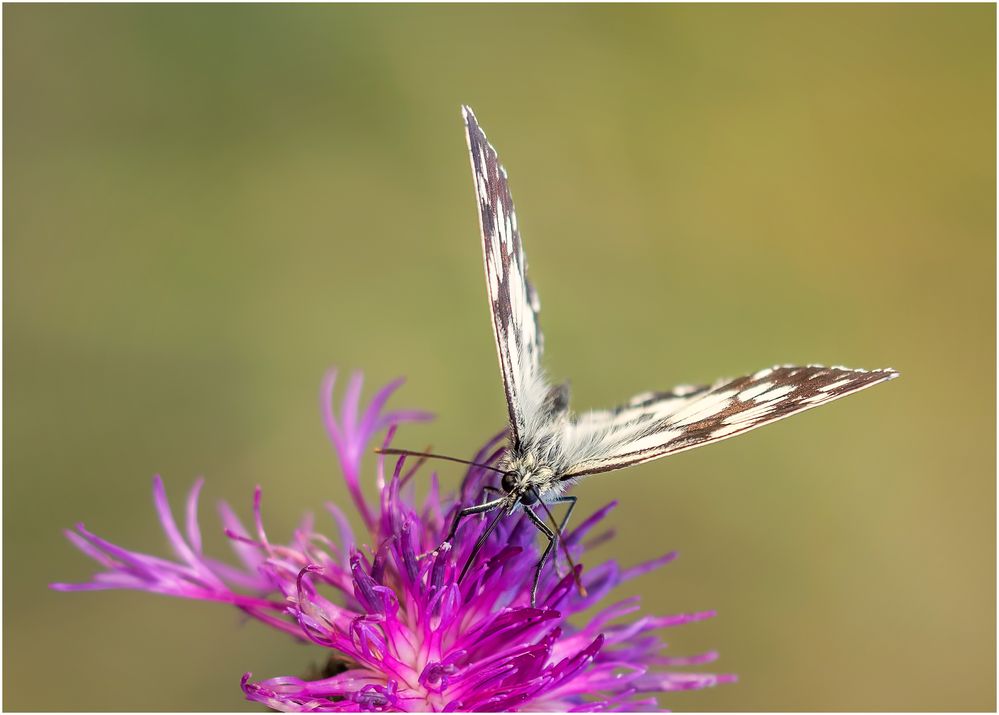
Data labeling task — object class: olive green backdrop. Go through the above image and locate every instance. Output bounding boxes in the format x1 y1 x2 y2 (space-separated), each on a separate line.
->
4 4 995 711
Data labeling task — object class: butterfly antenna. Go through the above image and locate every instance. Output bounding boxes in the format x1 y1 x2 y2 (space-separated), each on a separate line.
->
374 447 509 476
537 498 588 598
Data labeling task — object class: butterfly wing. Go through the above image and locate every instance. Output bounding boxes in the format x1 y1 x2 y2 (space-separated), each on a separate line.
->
561 365 898 478
463 106 550 447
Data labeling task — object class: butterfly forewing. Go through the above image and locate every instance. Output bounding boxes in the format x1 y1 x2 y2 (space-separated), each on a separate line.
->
561 365 898 478
463 106 549 446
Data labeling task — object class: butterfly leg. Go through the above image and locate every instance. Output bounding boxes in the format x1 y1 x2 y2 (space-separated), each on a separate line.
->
548 495 577 575
444 495 505 544
441 490 509 585
457 506 508 583
551 495 577 532
523 507 556 608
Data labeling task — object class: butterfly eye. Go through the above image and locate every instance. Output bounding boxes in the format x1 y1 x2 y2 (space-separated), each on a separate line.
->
501 473 517 493
519 489 538 506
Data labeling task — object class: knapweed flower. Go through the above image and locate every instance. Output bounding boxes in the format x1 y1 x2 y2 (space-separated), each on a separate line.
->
53 370 734 711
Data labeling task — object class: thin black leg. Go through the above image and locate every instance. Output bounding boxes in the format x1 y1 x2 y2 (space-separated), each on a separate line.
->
457 507 506 583
445 495 505 544
551 495 577 534
523 507 556 608
442 488 507 585
534 495 578 576
552 495 590 597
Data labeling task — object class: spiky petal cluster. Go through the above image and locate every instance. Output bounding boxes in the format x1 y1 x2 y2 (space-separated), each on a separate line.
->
54 370 734 711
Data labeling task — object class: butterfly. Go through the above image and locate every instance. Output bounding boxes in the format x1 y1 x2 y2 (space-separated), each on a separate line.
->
382 106 898 606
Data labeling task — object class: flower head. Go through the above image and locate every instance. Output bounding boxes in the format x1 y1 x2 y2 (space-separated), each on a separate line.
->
54 370 734 711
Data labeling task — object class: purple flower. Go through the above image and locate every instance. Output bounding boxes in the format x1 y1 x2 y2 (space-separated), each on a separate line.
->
54 370 734 711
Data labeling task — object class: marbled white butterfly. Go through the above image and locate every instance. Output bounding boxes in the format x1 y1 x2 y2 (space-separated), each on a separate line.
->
382 106 898 605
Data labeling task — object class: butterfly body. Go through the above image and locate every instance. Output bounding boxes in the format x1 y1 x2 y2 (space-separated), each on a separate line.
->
430 106 898 606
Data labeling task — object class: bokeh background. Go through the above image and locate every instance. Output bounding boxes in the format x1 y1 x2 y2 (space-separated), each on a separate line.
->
4 4 995 711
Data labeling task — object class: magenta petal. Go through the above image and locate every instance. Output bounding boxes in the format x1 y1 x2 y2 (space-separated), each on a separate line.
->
621 551 679 581
565 501 618 547
218 500 266 574
321 369 345 450
358 377 404 435
341 372 365 449
324 502 355 552
62 528 118 568
152 475 226 590
185 478 206 554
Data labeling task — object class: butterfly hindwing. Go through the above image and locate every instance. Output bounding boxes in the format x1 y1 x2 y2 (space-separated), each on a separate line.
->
464 106 549 446
561 365 898 478
575 383 715 428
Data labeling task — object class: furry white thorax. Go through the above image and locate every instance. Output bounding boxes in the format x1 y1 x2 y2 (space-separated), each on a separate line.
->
500 450 563 499
499 369 656 499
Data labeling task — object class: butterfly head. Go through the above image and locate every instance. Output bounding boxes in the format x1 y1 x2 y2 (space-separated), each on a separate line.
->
500 471 539 507
500 453 557 511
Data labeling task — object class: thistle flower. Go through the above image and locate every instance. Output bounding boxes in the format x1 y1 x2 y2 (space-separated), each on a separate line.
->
54 370 734 711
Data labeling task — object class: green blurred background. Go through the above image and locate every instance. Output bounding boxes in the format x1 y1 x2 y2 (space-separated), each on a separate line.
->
4 4 995 711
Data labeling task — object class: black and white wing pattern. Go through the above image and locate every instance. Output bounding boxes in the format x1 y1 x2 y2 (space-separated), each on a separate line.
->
460 106 897 488
464 106 551 446
559 365 898 479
